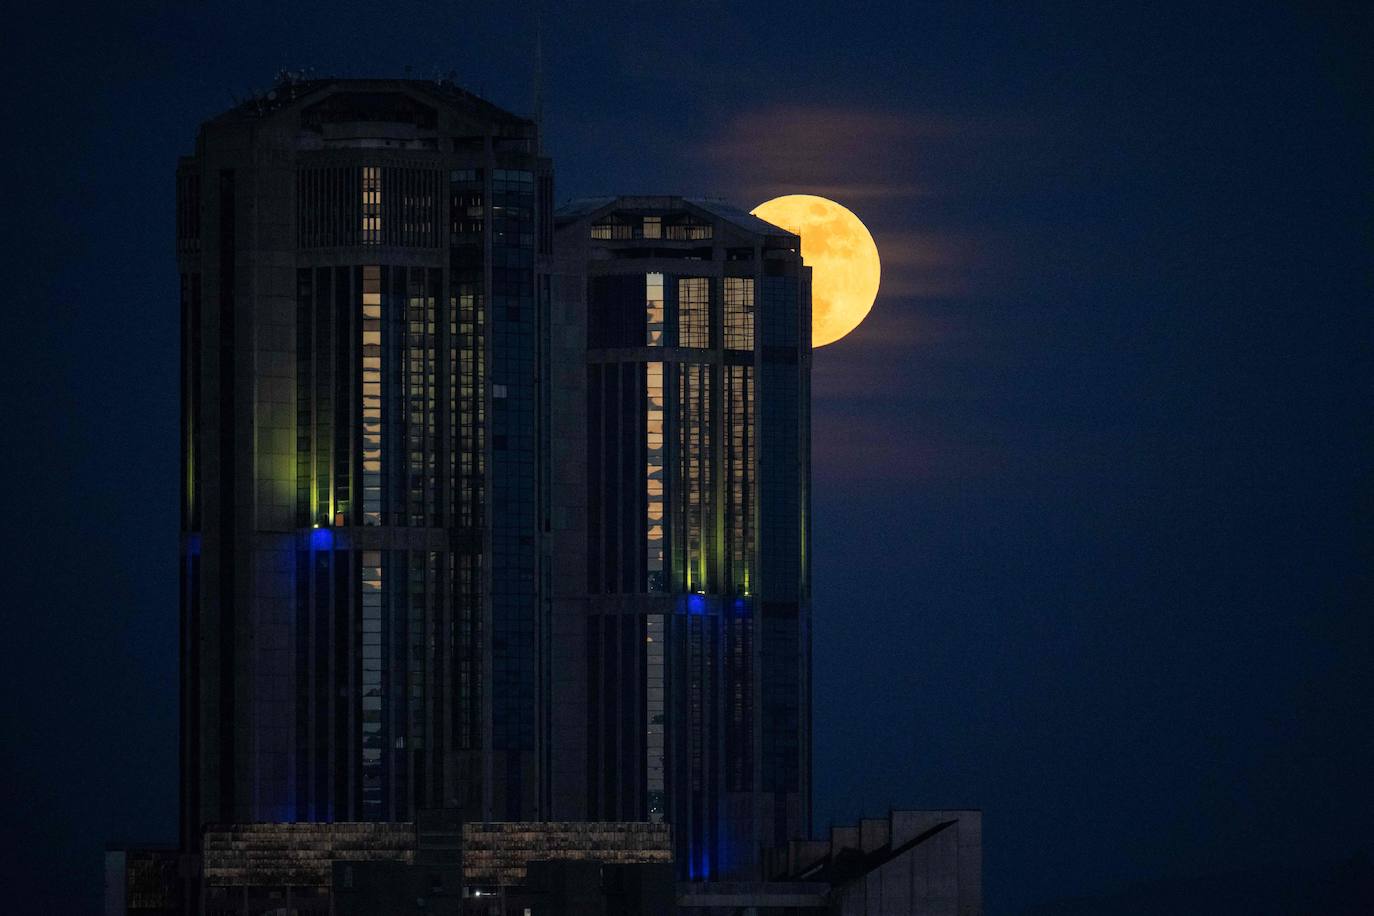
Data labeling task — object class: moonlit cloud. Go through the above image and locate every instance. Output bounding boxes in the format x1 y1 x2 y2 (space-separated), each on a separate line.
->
871 230 979 300
703 106 999 161
699 104 1028 200
691 102 1036 487
695 104 1008 305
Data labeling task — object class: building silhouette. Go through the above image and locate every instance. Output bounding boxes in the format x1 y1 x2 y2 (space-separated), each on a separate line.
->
154 74 893 914
550 198 813 880
175 77 554 848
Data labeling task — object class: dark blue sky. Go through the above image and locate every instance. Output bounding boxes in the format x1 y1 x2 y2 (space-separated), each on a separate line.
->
5 3 1371 912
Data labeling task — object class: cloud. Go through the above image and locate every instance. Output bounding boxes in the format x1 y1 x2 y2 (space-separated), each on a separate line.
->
871 230 979 300
698 104 1026 201
694 104 1017 308
691 103 1034 487
703 106 989 162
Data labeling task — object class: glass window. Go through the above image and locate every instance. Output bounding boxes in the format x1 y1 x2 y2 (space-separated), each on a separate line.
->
724 277 754 350
646 273 664 346
677 277 709 348
666 220 712 241
362 266 383 526
360 551 384 813
646 361 665 591
590 221 632 240
361 167 381 244
646 612 666 821
677 363 712 591
726 365 754 594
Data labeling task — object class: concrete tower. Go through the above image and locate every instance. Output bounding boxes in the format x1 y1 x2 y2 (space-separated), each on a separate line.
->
175 78 554 849
550 197 813 879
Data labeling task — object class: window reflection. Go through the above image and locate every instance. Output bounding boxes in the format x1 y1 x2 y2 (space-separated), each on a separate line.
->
677 277 709 348
361 551 384 813
645 273 664 346
405 269 437 526
724 277 754 350
677 362 712 591
362 266 383 526
647 361 665 592
727 365 754 594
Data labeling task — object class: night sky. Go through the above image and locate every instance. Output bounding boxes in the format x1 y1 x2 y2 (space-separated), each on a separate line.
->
6 3 1372 912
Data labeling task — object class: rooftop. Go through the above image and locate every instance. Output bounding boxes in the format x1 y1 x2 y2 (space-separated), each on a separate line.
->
556 195 797 239
211 74 531 127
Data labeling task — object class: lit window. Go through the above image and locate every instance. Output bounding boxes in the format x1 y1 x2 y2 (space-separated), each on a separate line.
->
645 273 664 346
643 215 662 239
361 167 381 244
591 218 632 240
666 219 712 241
646 361 665 591
361 267 382 526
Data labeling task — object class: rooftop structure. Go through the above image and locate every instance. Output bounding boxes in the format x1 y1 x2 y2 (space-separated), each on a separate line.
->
462 821 673 888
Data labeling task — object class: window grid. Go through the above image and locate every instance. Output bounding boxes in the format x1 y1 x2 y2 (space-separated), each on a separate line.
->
677 277 710 349
361 167 381 244
646 361 665 592
404 269 437 526
726 365 755 595
646 613 666 821
361 551 384 814
724 277 755 351
677 362 712 592
646 273 664 347
361 267 383 525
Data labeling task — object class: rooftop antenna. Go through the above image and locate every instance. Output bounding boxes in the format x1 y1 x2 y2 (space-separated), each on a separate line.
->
533 0 544 152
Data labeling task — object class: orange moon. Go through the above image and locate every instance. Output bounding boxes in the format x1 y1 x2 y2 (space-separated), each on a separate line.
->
751 195 881 347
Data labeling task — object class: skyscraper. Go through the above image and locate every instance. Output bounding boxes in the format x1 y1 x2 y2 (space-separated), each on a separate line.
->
175 77 554 849
550 198 813 880
174 75 814 899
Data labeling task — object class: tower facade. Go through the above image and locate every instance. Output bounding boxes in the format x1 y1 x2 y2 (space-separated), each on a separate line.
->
550 198 813 879
176 78 554 847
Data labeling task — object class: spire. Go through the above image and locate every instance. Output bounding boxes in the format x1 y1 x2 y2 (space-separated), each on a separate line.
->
533 0 544 153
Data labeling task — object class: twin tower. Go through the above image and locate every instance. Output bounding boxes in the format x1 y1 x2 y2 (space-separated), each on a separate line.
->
176 78 811 881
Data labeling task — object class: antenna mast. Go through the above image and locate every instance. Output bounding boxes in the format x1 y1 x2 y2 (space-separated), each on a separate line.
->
533 0 544 153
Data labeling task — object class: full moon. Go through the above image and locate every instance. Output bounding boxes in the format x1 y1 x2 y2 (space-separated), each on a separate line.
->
751 195 881 347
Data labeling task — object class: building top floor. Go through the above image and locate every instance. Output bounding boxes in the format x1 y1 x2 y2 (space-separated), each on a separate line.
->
554 196 801 264
188 76 540 159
